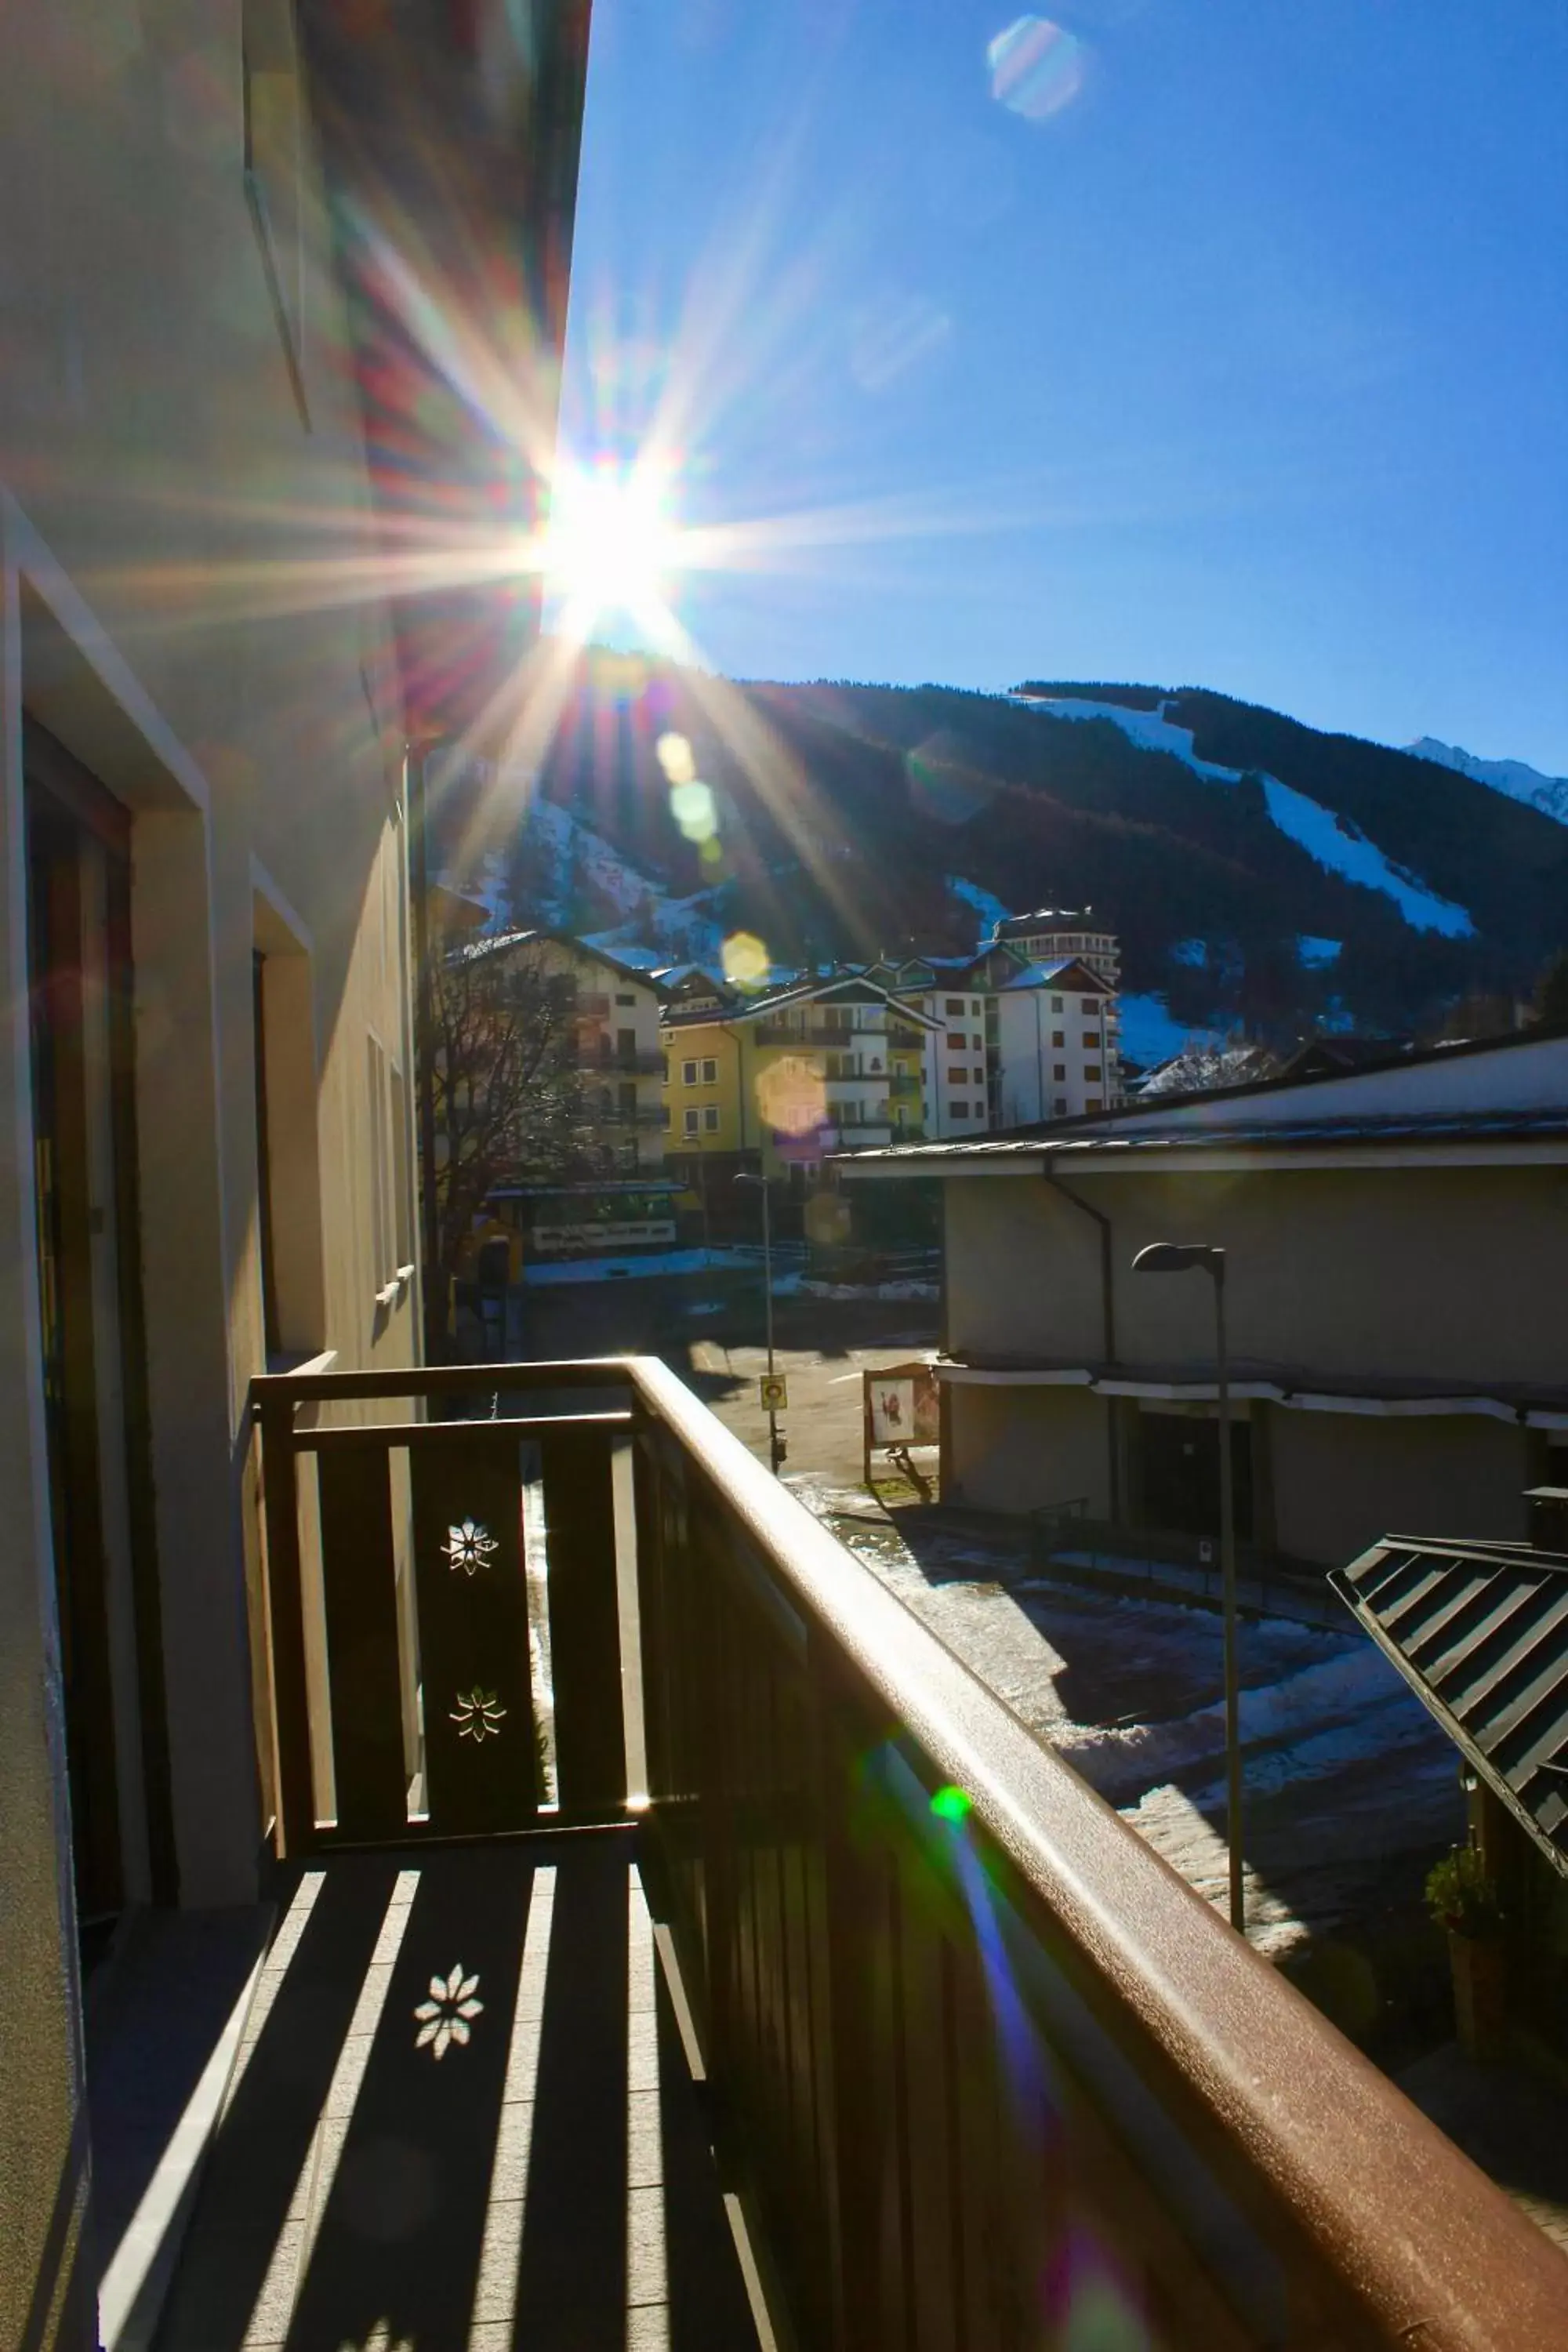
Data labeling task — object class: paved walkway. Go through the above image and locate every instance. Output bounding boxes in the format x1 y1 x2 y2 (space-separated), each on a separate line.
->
1400 2041 1568 2255
151 1832 759 2351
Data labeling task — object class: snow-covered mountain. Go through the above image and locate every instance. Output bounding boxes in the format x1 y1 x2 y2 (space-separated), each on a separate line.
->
1408 737 1568 827
444 656 1568 1048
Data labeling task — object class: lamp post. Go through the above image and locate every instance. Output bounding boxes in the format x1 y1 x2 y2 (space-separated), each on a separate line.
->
1131 1241 1244 1935
735 1171 785 1472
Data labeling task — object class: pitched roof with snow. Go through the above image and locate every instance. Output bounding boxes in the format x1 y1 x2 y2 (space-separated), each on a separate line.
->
997 957 1112 994
458 928 672 995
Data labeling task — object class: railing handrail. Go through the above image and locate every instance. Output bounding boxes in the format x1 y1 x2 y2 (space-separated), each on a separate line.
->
619 1352 1568 2347
252 1353 1568 2342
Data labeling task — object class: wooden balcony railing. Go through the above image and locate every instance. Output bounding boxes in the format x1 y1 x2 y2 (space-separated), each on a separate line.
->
252 1359 1566 2350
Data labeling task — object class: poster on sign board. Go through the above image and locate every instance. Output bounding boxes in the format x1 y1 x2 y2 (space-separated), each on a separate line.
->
867 1367 938 1446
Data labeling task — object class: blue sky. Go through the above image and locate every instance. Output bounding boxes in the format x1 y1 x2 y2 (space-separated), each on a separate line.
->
557 2 1568 771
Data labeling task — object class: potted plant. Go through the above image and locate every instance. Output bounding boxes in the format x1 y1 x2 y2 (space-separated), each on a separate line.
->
1425 1842 1506 2060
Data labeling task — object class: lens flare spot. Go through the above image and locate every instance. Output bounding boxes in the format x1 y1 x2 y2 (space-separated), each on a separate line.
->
670 779 717 841
988 16 1087 121
699 835 725 870
755 1054 826 1138
931 1784 973 1824
722 931 771 989
656 731 696 786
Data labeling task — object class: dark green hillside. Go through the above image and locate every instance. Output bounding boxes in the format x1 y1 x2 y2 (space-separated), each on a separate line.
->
487 655 1566 1045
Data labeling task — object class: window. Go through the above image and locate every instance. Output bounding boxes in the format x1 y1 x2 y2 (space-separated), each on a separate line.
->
1051 1030 1065 1047
682 1059 697 1085
702 1057 717 1083
946 996 964 1012
1051 996 1063 1012
1082 998 1099 1013
661 1056 670 1084
971 999 981 1014
1087 1096 1103 1111
683 1107 699 1135
951 1102 968 1119
615 991 637 1006
703 1105 720 1132
1053 1063 1066 1081
1085 1064 1102 1081
661 1105 671 1128
949 1067 967 1085
1054 1096 1068 1114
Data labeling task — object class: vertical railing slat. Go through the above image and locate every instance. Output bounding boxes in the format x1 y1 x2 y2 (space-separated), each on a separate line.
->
539 1423 626 1816
256 1390 318 1857
316 1445 408 1840
409 1432 538 1835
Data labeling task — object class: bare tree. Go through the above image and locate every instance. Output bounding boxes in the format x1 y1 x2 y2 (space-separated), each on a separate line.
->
425 940 583 1286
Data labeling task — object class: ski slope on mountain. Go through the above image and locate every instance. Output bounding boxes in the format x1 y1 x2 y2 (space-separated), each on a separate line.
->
1020 694 1475 938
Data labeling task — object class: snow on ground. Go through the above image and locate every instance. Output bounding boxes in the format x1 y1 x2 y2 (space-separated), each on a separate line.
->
517 801 735 965
785 1478 1461 1954
1052 1644 1418 1800
946 873 1012 942
1259 776 1473 938
798 1278 940 1302
1016 693 1475 938
1410 736 1568 826
1297 934 1342 967
1118 993 1229 1068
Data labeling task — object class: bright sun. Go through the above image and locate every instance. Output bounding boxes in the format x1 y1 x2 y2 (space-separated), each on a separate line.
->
544 462 683 637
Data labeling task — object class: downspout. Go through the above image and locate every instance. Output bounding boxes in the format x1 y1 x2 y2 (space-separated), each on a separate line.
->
719 1020 748 1150
1044 1160 1121 1523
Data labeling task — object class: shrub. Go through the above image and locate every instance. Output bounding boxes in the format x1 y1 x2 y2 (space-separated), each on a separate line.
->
1425 1842 1504 1940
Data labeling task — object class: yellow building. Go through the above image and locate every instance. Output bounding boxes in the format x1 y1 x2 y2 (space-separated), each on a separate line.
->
0 8 589 2346
660 971 941 1198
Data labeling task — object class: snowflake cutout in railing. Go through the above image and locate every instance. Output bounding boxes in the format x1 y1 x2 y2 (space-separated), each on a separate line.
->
450 1688 506 1742
414 1963 484 2059
441 1519 498 1574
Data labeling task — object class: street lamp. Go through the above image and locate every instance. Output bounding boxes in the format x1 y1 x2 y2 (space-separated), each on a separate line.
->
735 1171 786 1472
1131 1240 1244 1936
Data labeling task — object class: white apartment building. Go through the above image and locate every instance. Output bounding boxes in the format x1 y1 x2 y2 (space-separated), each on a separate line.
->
993 905 1122 987
995 959 1119 1124
868 944 1025 1137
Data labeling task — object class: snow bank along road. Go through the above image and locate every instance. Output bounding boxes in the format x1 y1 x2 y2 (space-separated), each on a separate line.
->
789 1478 1461 1958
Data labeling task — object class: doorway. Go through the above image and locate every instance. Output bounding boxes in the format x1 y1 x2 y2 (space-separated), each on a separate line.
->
25 723 172 1955
1139 1406 1254 1544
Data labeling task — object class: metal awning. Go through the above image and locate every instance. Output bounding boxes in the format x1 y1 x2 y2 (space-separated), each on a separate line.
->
1330 1536 1568 1878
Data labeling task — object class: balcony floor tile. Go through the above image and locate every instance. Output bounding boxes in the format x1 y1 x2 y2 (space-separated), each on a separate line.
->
145 1831 760 2352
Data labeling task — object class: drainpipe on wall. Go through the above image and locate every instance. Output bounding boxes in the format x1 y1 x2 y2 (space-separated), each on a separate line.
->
720 1021 749 1152
1044 1160 1121 1523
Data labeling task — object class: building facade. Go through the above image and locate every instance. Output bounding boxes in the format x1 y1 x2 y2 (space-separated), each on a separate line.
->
661 972 941 1191
840 1029 1568 1566
994 956 1118 1124
0 6 590 2344
463 931 666 1174
866 944 1029 1137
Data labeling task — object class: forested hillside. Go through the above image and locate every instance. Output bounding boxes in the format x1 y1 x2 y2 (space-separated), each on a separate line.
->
440 653 1568 1057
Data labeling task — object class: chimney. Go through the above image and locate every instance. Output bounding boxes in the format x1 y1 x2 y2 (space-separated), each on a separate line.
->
1526 1487 1568 1553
